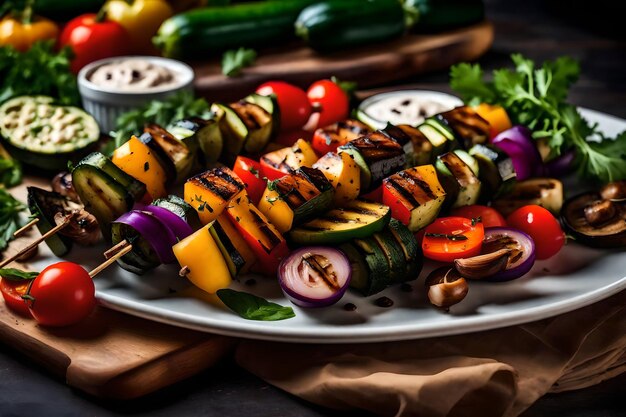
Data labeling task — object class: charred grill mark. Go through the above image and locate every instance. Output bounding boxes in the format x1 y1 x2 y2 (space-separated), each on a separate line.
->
399 170 437 200
386 177 419 207
301 253 340 290
249 208 282 253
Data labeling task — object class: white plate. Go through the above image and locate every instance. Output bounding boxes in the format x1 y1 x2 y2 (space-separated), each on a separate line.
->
28 108 626 343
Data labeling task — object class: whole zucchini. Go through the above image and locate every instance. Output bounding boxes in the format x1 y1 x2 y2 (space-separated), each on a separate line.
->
154 0 318 58
404 0 485 32
295 0 408 52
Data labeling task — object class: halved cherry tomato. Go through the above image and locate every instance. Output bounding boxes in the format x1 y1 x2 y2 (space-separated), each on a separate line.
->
361 185 383 203
507 205 564 260
0 278 32 317
422 217 485 263
24 262 96 327
256 81 312 131
450 205 507 228
306 79 349 131
233 156 265 204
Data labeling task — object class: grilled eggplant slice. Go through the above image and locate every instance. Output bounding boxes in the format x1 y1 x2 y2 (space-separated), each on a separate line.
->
184 167 246 224
230 100 273 153
314 119 371 149
492 178 563 217
436 151 482 208
289 199 390 244
144 123 194 182
437 106 490 149
261 138 318 176
259 167 334 232
383 165 446 232
169 117 223 164
469 143 516 199
338 131 405 192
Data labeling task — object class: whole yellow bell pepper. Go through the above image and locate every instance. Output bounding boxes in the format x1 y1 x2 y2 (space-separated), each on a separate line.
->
105 0 173 54
0 3 58 52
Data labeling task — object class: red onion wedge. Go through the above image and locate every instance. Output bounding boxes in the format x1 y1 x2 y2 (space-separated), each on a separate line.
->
114 210 178 264
278 247 352 308
454 227 535 282
491 126 542 181
138 204 194 241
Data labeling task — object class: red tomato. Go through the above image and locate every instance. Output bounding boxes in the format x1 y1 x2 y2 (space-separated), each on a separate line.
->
306 80 349 130
507 205 565 260
422 217 485 263
59 13 131 73
275 129 313 147
361 185 383 203
256 81 312 131
450 205 507 228
311 127 347 155
0 278 32 317
24 262 96 327
233 156 265 204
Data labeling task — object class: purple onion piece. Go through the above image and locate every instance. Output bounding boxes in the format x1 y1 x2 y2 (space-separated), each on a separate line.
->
480 227 536 282
114 210 178 264
545 149 576 178
139 205 194 241
492 125 542 181
278 246 352 308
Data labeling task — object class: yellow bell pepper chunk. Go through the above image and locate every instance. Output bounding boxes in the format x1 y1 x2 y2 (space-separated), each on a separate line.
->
257 188 294 233
314 151 361 205
173 223 231 294
184 167 246 224
112 135 167 199
474 104 512 138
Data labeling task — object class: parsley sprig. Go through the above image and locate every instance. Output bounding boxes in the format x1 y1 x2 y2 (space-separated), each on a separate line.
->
450 54 626 183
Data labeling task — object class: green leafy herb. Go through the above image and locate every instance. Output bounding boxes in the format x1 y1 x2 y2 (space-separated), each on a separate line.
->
471 216 481 226
0 41 79 105
266 179 280 192
0 188 25 251
450 54 626 183
110 91 212 153
222 47 257 77
424 232 468 241
217 289 295 321
0 144 21 187
0 268 38 281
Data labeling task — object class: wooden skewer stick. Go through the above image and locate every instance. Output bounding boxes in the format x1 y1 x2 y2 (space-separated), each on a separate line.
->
13 218 39 238
0 216 71 269
104 240 131 260
179 265 190 277
90 244 133 278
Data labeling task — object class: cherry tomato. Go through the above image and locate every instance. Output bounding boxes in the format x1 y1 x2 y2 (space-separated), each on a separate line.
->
361 185 383 203
256 81 312 131
422 217 485 263
59 13 131 74
507 205 565 260
25 262 96 327
306 79 349 130
0 278 32 317
450 205 507 228
233 156 265 204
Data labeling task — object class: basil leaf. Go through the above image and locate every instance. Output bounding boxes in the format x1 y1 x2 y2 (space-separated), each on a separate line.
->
221 48 257 77
0 188 25 251
0 268 38 281
217 289 295 321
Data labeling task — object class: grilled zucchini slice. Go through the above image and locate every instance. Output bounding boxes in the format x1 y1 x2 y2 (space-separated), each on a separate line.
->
437 106 490 149
387 218 422 280
243 93 280 138
417 117 456 158
352 237 392 296
230 100 273 153
212 103 248 162
436 151 482 208
144 123 194 183
169 117 223 164
468 143 516 199
289 199 390 244
209 214 257 277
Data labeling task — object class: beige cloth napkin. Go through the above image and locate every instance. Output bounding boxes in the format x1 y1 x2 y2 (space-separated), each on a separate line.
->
236 290 626 417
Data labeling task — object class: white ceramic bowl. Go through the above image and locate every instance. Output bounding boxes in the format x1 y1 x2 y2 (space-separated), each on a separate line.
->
78 56 195 134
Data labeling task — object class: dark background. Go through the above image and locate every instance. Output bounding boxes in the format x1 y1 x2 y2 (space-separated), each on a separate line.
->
1 0 625 415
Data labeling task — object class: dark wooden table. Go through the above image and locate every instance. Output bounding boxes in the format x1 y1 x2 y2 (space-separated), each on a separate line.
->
1 0 625 415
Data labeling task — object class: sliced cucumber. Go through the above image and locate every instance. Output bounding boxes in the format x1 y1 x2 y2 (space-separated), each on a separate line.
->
289 199 390 244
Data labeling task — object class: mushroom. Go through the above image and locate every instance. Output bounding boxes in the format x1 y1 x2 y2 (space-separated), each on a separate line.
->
584 199 617 226
425 266 469 309
600 181 626 202
51 171 81 203
454 248 511 279
55 208 101 246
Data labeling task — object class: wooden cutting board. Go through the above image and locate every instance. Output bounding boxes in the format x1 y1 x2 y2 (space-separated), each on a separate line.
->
0 180 236 399
193 21 493 101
